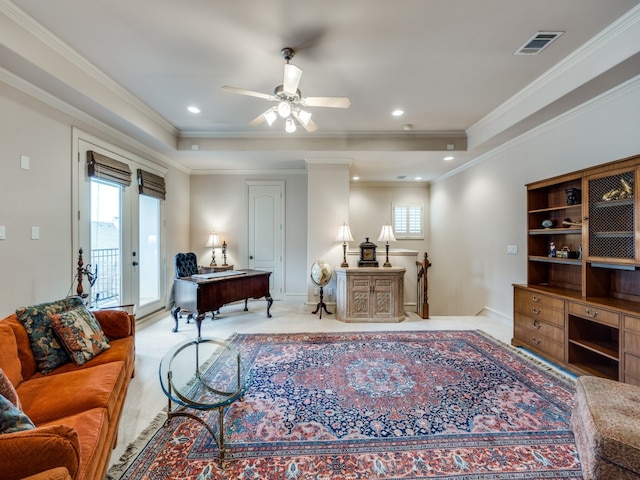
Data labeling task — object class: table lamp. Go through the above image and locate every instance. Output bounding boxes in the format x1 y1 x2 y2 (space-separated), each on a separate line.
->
205 233 221 266
335 223 354 267
377 224 396 267
222 240 228 266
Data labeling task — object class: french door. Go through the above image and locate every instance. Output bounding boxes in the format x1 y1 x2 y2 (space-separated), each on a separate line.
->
73 129 166 318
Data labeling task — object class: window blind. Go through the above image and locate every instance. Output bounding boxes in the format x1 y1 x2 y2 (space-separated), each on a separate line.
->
393 204 423 237
87 151 132 187
137 168 166 199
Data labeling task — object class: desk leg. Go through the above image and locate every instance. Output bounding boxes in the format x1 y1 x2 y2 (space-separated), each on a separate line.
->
171 306 180 333
195 313 205 339
265 295 273 318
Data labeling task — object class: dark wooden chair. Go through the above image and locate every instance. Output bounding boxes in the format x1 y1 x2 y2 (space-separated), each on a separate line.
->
173 252 199 324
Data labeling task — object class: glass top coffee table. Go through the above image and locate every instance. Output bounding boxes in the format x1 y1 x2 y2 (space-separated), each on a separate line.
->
159 337 246 461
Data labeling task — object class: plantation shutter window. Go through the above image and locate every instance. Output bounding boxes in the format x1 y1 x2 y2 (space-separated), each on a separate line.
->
137 169 166 200
87 151 132 187
393 204 423 239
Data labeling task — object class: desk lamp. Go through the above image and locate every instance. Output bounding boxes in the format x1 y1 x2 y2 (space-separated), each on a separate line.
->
205 233 221 266
335 223 354 267
377 224 396 267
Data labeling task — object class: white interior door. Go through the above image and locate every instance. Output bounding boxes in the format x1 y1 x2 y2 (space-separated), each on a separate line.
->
248 182 284 300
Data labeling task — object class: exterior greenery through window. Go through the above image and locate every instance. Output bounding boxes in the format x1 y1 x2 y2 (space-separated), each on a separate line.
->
393 204 423 239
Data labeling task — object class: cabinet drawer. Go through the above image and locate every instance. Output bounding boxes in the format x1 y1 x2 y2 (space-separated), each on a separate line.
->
625 331 640 355
514 325 564 361
625 315 640 333
514 312 564 343
624 352 640 381
515 288 565 310
514 301 564 327
568 302 619 327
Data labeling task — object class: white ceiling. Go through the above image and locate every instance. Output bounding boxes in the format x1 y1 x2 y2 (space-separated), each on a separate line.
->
2 0 640 181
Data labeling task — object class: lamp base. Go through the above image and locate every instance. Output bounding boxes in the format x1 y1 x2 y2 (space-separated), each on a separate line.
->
383 244 392 267
340 261 349 268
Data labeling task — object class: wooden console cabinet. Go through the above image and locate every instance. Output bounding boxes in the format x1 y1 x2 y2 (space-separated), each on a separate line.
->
335 267 405 322
513 153 640 384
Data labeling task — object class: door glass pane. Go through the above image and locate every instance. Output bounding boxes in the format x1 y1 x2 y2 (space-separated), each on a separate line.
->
91 179 122 307
139 194 161 306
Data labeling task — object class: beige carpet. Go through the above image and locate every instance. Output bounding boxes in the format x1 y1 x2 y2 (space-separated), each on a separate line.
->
108 300 514 469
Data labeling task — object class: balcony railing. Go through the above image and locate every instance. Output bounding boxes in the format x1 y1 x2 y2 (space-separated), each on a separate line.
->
90 247 120 307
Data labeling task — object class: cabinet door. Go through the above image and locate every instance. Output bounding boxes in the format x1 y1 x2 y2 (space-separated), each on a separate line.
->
371 275 394 318
584 167 637 264
349 276 372 319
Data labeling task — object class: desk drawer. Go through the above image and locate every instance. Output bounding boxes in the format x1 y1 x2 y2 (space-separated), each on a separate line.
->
514 325 564 361
515 312 564 344
568 302 619 327
515 288 565 310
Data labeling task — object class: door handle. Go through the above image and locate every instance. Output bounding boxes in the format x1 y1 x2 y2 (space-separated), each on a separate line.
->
249 255 254 259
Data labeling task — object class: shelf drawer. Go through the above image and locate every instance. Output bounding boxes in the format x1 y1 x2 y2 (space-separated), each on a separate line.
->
625 315 640 333
515 288 565 310
568 301 620 327
514 303 564 328
514 312 564 343
625 330 640 354
514 325 564 361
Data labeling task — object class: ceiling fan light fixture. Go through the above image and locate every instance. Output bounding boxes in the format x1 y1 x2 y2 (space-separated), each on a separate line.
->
278 101 292 118
285 117 297 133
297 109 312 126
264 109 278 126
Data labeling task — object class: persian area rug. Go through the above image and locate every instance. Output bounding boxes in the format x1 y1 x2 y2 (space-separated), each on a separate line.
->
108 331 581 479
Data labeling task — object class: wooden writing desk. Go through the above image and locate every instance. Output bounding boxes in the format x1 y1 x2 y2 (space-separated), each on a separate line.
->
171 269 272 338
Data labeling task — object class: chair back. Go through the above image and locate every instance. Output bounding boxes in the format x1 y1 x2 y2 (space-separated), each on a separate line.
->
175 252 198 278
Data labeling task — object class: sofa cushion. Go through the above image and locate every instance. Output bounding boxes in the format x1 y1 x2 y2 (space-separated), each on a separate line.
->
41 408 109 480
0 322 23 387
50 306 110 366
0 393 35 434
15 297 86 374
0 424 80 480
0 368 21 409
21 467 72 480
16 361 126 425
94 309 133 339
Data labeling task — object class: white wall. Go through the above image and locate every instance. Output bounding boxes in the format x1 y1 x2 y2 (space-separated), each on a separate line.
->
430 78 640 318
189 173 308 301
0 84 190 314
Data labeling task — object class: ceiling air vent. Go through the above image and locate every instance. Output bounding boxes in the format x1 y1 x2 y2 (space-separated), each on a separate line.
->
515 31 564 55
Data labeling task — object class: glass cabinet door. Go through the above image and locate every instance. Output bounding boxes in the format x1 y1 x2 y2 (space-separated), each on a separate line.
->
584 167 637 264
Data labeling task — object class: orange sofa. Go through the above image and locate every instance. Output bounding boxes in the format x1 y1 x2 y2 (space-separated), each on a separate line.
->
0 306 135 480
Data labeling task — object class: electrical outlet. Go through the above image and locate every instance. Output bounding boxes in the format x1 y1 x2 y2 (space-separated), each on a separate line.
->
313 287 319 295
507 245 518 255
328 287 334 296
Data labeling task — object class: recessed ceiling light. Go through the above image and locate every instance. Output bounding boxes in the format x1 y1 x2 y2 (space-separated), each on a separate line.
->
415 177 422 181
444 156 454 161
352 176 360 181
391 109 404 117
187 106 201 114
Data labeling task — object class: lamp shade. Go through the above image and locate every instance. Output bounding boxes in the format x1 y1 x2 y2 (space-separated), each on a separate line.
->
377 225 396 243
335 224 354 242
205 233 222 248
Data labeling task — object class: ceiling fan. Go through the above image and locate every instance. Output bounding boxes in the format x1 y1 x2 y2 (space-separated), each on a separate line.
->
222 47 350 133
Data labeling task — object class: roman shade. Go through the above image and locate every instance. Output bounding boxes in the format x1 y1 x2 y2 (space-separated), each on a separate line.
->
137 169 166 199
87 151 132 187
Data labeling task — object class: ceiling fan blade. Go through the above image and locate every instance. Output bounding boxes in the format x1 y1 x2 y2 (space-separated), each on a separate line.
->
283 64 302 95
302 96 351 108
222 85 275 101
292 111 318 133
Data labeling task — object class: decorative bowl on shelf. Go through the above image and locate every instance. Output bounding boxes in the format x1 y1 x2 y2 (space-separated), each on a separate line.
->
541 219 553 228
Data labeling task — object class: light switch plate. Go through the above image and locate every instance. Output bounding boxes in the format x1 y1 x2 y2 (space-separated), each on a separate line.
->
31 226 39 240
0 226 5 240
507 245 518 255
20 155 30 170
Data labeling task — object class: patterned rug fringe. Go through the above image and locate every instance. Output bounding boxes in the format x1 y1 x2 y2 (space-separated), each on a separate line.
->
106 409 167 480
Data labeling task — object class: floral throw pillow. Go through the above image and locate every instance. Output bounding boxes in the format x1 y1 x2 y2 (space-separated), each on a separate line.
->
16 296 85 374
0 393 35 434
50 306 110 366
0 368 21 410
